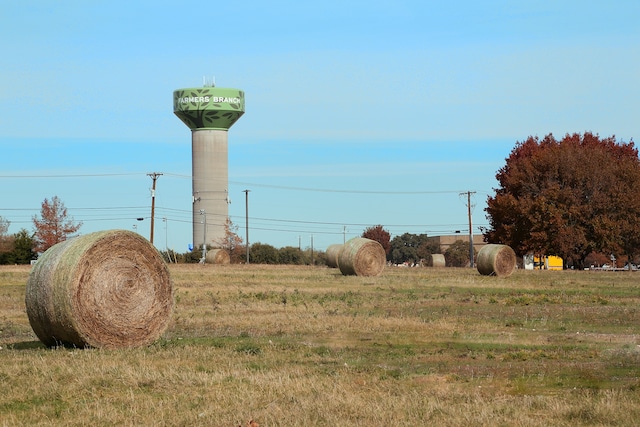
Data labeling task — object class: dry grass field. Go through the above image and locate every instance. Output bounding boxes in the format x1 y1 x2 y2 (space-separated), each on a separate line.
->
1 263 640 426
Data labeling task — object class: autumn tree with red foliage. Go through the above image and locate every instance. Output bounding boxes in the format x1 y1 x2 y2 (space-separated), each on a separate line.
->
484 132 640 269
32 196 82 253
362 224 391 255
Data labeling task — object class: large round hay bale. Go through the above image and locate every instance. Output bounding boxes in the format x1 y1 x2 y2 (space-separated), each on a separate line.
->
432 253 446 267
476 244 516 277
206 248 230 265
338 238 386 277
25 230 174 349
325 244 343 268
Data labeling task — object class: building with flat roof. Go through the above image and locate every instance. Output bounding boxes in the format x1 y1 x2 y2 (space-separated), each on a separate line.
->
427 234 487 253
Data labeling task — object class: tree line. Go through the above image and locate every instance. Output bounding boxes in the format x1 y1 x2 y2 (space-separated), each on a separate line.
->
6 132 634 270
0 204 471 266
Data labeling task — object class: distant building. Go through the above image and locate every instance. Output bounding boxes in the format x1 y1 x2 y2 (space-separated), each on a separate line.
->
427 234 487 253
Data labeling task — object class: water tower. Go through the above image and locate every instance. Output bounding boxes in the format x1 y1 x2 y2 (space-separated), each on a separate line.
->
173 84 245 252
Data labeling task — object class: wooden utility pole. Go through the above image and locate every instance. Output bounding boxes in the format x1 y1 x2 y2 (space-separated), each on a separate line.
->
148 172 163 244
460 191 476 268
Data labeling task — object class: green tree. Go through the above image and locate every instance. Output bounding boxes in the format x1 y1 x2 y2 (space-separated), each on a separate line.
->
32 196 82 253
417 239 441 266
312 249 327 266
484 133 640 269
249 242 280 264
388 233 430 264
362 225 391 255
278 246 307 265
445 240 473 267
8 229 36 264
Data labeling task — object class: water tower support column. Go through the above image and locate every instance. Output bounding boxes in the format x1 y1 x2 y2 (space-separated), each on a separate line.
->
173 85 245 252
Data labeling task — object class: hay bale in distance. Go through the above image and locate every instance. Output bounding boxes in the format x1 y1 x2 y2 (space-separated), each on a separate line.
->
25 230 174 349
206 248 230 265
325 244 343 268
338 238 386 277
431 253 446 267
476 244 516 277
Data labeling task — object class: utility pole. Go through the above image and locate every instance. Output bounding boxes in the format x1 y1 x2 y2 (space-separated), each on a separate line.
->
460 191 476 268
199 209 207 263
243 189 250 264
147 172 162 244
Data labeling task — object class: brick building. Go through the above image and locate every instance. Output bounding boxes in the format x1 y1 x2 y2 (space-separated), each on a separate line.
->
426 234 487 254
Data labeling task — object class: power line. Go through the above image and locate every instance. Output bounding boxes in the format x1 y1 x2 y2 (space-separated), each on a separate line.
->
2 205 487 231
227 181 466 195
0 171 492 242
241 215 472 228
0 173 147 178
0 170 493 196
0 206 149 211
167 172 472 194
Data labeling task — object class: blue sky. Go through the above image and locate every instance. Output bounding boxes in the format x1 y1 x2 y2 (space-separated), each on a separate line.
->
1 1 638 252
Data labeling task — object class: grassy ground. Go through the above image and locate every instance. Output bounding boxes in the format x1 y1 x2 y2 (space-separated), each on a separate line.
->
1 264 639 426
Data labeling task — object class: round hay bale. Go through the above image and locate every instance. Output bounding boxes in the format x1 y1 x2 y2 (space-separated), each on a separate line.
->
432 253 446 267
25 230 174 349
338 238 386 277
325 244 343 268
206 248 230 265
476 244 516 277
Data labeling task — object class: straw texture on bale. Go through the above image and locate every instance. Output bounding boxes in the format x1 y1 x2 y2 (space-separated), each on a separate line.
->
338 238 386 277
206 248 230 265
476 244 517 277
431 253 446 268
325 244 343 268
25 230 174 349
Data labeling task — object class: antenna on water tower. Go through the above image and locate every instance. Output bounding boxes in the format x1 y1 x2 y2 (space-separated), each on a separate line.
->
202 76 216 88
